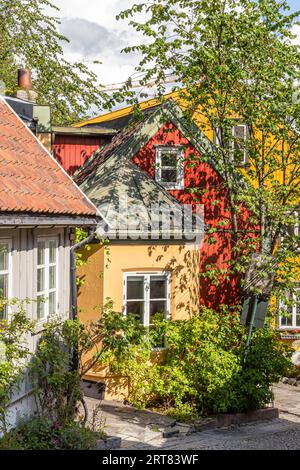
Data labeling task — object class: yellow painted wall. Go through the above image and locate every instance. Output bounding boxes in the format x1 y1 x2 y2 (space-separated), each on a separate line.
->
37 133 52 153
77 241 200 399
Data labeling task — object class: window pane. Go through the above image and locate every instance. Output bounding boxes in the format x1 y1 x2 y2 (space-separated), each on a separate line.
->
0 305 7 321
150 277 167 299
0 273 8 298
49 240 57 264
161 152 177 167
126 301 144 322
0 244 8 271
281 308 293 327
37 241 45 266
0 273 8 320
37 296 45 320
150 300 166 317
233 125 246 141
233 125 246 163
161 169 177 183
127 277 144 300
49 291 56 316
49 266 56 290
37 267 45 293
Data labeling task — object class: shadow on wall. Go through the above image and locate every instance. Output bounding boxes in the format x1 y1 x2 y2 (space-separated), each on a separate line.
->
147 244 201 319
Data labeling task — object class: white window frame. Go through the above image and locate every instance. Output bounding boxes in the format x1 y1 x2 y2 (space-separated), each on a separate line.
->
155 146 185 190
0 239 12 321
123 271 171 327
279 289 300 330
36 237 59 321
215 124 248 165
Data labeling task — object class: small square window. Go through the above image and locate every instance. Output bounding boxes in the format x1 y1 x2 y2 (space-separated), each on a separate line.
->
155 147 184 189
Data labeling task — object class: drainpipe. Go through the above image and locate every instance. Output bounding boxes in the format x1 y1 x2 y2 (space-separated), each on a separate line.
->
70 228 97 371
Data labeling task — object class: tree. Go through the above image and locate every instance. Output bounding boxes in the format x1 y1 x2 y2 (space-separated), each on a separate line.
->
114 0 300 306
0 0 106 124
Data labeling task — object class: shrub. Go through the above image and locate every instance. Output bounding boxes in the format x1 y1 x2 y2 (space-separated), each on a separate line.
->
100 306 292 419
0 301 35 432
0 417 98 450
30 319 81 425
231 327 293 412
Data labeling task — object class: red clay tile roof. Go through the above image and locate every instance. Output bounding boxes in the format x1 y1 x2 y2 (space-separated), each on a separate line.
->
0 98 97 217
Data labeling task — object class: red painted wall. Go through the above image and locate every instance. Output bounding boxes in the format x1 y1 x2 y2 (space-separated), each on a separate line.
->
53 134 112 175
132 121 251 309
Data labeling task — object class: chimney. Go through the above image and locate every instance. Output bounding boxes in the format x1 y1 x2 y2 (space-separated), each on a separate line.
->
16 68 37 103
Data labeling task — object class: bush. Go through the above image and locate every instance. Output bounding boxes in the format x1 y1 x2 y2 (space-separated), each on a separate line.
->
101 307 292 419
0 417 98 450
30 319 82 425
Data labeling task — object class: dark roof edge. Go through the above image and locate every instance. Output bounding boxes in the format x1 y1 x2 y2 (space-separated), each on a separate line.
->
0 213 100 227
53 126 117 136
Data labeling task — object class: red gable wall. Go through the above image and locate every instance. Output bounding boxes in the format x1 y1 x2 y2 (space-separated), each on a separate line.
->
54 134 112 176
132 121 248 309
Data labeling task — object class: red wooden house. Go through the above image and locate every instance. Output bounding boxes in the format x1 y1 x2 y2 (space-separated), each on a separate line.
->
52 126 116 175
75 100 250 310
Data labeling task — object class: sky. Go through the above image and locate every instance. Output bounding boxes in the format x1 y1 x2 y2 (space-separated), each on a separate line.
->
52 0 144 89
51 0 300 96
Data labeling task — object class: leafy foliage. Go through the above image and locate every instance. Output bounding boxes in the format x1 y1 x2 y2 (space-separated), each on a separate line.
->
99 307 292 417
0 0 106 124
30 318 81 425
115 0 300 303
0 300 35 432
30 314 112 425
0 416 98 450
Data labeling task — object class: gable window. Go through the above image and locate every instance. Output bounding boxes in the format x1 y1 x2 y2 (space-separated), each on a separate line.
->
155 146 184 190
124 272 170 332
279 290 300 329
215 124 248 165
0 241 11 321
36 238 58 320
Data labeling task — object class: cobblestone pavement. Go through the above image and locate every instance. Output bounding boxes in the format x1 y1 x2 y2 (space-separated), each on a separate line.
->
86 382 300 450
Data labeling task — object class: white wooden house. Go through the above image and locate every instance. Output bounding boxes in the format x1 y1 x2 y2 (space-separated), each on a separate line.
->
0 97 99 426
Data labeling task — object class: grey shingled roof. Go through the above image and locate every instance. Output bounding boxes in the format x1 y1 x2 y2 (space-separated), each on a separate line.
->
82 153 189 238
74 99 216 238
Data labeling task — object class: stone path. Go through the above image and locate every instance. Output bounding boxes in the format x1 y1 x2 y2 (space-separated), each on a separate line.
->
85 382 300 450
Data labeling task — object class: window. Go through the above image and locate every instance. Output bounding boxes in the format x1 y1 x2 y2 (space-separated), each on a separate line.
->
215 124 248 165
36 238 58 320
155 146 184 190
287 211 299 237
279 290 300 329
0 241 11 320
124 272 170 328
281 212 300 251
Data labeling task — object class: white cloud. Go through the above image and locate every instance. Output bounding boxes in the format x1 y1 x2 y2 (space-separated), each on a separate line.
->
49 0 145 86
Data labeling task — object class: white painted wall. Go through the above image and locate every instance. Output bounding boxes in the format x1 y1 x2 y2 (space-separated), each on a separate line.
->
0 226 71 429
